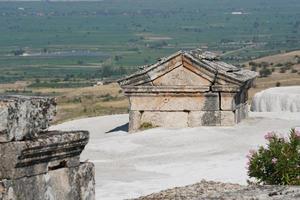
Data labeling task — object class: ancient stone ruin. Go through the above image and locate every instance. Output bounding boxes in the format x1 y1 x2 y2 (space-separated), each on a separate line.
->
118 49 257 132
0 95 95 200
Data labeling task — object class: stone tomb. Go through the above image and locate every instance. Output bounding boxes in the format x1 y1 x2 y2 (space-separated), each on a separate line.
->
0 95 95 200
118 49 257 132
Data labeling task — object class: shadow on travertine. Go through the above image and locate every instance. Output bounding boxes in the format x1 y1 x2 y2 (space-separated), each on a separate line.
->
105 123 129 134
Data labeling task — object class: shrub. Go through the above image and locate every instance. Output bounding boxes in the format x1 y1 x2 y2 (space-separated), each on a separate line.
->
279 67 286 73
251 65 257 72
140 122 156 130
259 67 272 77
247 129 300 185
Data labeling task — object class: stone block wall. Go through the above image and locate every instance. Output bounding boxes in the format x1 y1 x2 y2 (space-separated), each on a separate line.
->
128 91 249 132
0 95 95 200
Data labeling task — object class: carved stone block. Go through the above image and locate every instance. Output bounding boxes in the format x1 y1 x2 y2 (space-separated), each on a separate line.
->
188 111 221 126
0 162 95 200
129 111 142 132
220 93 236 111
129 93 219 112
0 96 56 142
141 111 188 128
0 130 89 179
220 111 236 126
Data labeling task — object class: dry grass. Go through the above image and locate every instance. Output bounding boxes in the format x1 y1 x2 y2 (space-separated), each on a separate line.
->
0 81 29 92
247 50 300 100
0 83 129 124
252 50 300 64
53 83 128 123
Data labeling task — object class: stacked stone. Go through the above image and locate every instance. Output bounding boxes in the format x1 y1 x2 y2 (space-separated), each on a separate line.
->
0 95 95 200
135 180 300 200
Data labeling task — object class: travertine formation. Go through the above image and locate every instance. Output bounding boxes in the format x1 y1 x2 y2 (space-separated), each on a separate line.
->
0 95 95 200
118 49 257 132
135 180 300 200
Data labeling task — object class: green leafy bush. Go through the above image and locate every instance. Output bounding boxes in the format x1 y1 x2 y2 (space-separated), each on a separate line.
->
247 129 300 185
140 122 156 130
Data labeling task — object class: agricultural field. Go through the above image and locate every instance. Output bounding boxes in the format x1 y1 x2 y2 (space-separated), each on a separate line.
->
0 0 300 85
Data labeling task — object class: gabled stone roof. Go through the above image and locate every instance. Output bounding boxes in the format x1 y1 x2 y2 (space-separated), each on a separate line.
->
118 49 257 87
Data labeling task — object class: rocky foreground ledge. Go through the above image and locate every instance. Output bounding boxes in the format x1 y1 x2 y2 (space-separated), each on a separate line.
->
0 95 95 200
135 180 300 200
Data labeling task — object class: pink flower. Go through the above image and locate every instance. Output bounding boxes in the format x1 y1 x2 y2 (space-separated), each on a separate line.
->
264 132 276 141
271 158 278 164
246 149 256 159
295 130 300 138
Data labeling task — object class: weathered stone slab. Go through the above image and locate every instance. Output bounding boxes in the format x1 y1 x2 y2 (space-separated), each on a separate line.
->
0 162 95 200
152 65 211 86
134 180 300 200
188 111 221 126
129 111 142 132
234 90 248 105
130 93 219 111
220 111 236 126
235 103 248 123
147 54 183 81
0 95 56 142
220 93 236 111
0 130 89 179
141 111 188 128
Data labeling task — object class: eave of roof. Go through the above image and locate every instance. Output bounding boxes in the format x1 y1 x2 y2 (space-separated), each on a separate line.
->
118 50 257 87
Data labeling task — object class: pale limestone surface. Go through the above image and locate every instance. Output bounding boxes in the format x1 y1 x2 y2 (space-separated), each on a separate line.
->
50 112 300 200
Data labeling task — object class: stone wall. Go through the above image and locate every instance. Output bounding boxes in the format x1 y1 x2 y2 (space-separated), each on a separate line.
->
128 90 248 132
0 95 95 200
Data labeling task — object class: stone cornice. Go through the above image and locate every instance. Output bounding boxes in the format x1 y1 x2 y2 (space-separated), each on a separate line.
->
122 85 242 96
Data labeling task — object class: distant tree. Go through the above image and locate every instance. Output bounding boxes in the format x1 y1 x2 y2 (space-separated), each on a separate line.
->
279 67 286 73
119 66 126 75
291 69 298 73
77 60 84 65
271 68 275 72
259 67 272 77
102 65 113 77
249 61 257 66
12 49 25 56
276 82 281 87
260 62 269 68
35 78 40 83
251 66 257 72
253 21 259 29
